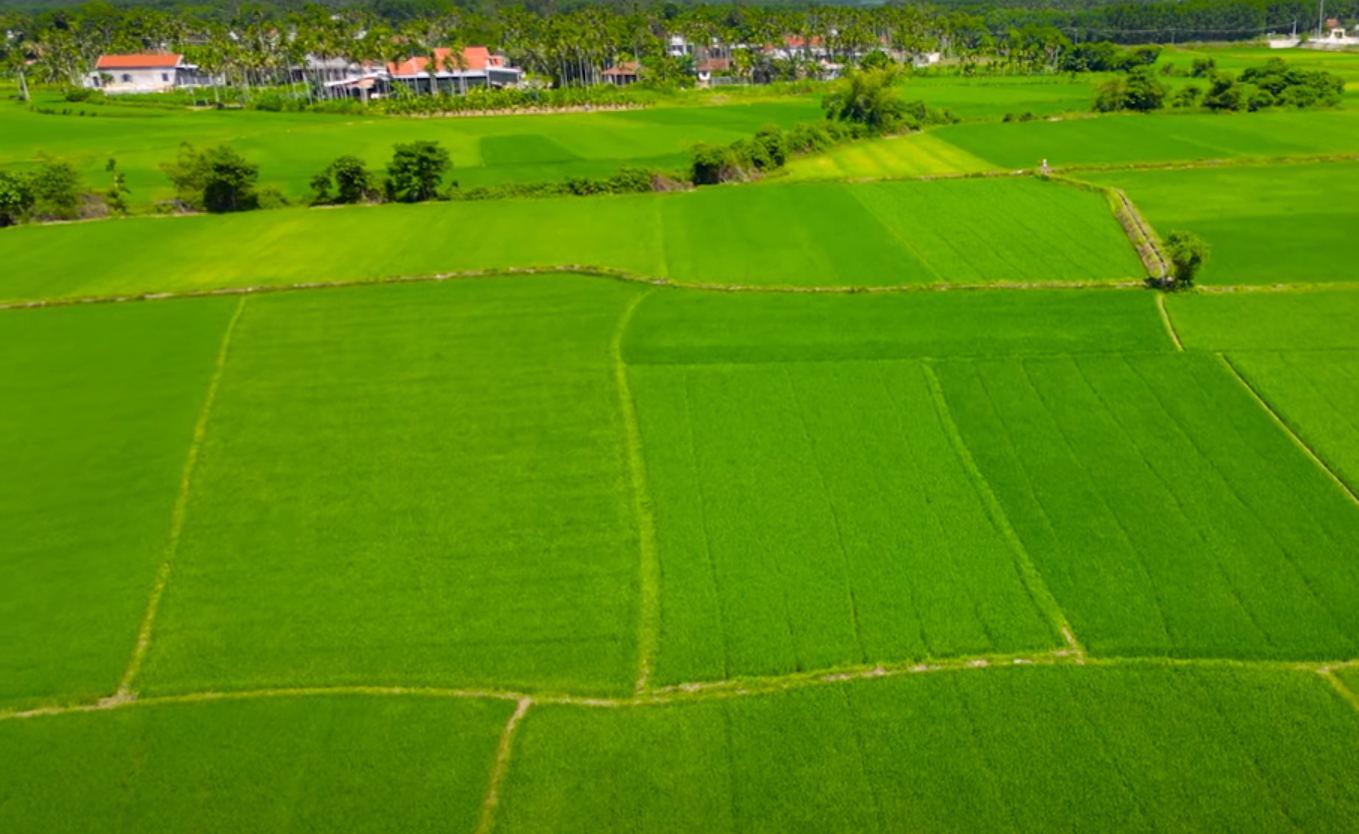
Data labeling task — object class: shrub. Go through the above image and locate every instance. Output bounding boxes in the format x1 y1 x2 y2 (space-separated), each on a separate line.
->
0 170 34 226
1172 84 1203 108
607 166 654 194
255 186 290 210
821 67 908 134
1202 72 1244 111
754 124 789 169
1190 57 1216 78
28 162 83 220
312 155 381 205
161 143 260 212
1165 230 1210 286
386 141 450 203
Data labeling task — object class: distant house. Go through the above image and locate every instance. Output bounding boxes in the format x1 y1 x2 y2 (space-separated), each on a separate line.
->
386 46 523 95
87 54 203 93
602 61 641 86
696 57 733 86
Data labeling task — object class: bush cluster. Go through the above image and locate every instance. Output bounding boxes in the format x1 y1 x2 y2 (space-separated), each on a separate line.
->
1094 58 1343 114
448 167 655 201
0 161 84 226
1061 43 1162 74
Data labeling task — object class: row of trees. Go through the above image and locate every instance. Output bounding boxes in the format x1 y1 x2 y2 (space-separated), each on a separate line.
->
1094 58 1344 112
2 0 1338 101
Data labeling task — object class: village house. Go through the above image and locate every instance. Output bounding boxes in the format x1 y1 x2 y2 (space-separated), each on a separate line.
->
86 54 204 93
386 46 523 95
602 61 641 86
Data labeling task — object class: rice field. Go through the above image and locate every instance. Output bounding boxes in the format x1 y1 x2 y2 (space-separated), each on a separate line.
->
630 359 1060 684
1085 162 1359 286
779 132 994 180
941 109 1359 171
0 299 239 711
0 95 820 207
498 665 1359 833
0 695 513 832
5 71 1359 832
136 277 646 697
0 177 1143 304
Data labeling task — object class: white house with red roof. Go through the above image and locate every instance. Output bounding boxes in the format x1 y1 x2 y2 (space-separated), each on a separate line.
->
88 54 203 93
384 46 523 95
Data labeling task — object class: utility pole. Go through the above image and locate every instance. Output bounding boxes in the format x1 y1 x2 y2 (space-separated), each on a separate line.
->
1318 0 1325 37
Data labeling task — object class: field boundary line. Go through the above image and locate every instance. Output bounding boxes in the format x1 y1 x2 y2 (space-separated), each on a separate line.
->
7 654 1359 723
1218 353 1359 510
1055 152 1359 178
475 697 533 834
1156 293 1184 351
116 295 248 697
1319 670 1359 714
921 363 1083 656
0 266 1152 314
613 290 663 693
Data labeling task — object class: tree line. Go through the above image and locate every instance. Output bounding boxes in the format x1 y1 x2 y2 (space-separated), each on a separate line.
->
1 0 1337 101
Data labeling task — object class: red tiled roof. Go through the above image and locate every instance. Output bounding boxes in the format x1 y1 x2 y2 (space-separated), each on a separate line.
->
602 61 640 76
697 57 731 72
387 46 505 76
96 54 181 69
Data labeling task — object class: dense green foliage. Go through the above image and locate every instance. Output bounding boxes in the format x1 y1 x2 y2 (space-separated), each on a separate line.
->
310 154 381 204
1164 229 1210 286
0 695 512 832
0 159 83 223
1093 66 1168 112
160 142 261 212
0 299 237 711
385 139 450 202
500 666 1359 832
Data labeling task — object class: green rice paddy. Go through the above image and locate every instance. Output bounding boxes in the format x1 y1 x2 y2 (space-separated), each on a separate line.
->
1086 162 1359 286
0 96 820 207
0 177 1142 303
499 665 1359 833
5 60 1359 832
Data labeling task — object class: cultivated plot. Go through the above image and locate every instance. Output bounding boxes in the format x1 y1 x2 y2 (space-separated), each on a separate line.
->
0 179 1141 303
0 96 820 207
0 299 237 711
136 277 646 696
941 109 1359 171
0 695 512 833
497 665 1359 833
1165 289 1359 352
937 352 1359 659
779 132 993 181
623 287 1175 364
629 359 1059 684
1225 350 1359 494
1087 162 1359 285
